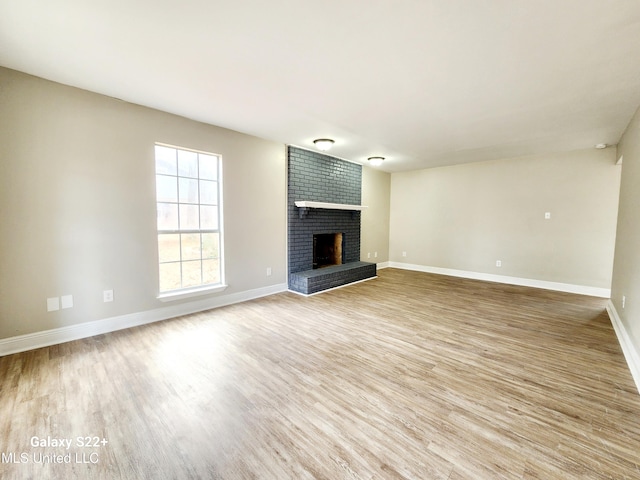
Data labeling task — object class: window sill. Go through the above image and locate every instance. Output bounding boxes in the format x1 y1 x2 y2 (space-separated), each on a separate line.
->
157 284 228 302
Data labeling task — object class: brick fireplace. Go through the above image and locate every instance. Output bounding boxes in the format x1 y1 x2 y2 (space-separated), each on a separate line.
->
287 146 376 294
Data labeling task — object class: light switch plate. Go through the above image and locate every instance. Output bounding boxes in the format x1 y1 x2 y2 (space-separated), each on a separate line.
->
61 295 73 309
47 297 60 312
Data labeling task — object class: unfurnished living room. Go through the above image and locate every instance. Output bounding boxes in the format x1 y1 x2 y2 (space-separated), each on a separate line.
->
1 1 640 479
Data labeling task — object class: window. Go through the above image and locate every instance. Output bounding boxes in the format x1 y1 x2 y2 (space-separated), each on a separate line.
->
154 144 223 294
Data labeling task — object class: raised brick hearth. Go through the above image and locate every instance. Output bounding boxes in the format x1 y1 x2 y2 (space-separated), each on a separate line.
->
289 261 377 295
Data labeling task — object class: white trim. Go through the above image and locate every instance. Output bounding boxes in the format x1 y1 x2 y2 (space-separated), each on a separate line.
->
0 283 287 357
155 142 222 158
377 261 390 269
157 284 228 302
606 301 640 394
388 262 611 298
294 201 367 211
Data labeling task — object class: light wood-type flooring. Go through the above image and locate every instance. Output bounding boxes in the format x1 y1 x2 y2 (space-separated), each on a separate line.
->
1 268 640 479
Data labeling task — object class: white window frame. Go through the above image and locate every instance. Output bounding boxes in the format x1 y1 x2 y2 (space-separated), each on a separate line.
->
154 143 226 301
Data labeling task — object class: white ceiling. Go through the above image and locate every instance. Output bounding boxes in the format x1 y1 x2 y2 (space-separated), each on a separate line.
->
1 0 640 172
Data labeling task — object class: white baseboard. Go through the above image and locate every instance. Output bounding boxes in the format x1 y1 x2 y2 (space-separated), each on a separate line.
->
606 301 640 395
388 262 611 298
377 261 390 269
0 283 287 357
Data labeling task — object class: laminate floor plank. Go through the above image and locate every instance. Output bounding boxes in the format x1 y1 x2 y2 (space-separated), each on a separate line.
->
1 268 639 479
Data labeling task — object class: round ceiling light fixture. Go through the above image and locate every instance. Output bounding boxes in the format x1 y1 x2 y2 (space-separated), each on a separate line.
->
368 156 385 166
595 143 608 149
313 138 335 151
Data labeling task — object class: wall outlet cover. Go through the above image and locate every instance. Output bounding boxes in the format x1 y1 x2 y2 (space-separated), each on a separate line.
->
61 295 73 309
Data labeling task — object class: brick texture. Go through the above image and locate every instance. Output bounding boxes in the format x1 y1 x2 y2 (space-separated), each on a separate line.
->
289 261 377 295
287 146 375 294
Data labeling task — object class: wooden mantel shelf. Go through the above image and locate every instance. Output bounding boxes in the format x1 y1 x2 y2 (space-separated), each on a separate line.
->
294 201 367 219
294 201 368 211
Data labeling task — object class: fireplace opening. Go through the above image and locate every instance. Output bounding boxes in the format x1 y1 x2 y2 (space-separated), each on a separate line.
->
313 233 343 269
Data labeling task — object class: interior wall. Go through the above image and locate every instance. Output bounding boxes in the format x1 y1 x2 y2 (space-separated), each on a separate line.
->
389 148 621 289
361 166 390 264
611 105 640 351
0 67 287 340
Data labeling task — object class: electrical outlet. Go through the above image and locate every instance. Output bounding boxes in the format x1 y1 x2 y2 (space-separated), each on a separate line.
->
266 267 272 277
61 294 73 309
545 212 551 219
367 252 371 258
374 252 378 258
402 251 407 257
103 290 114 303
622 295 626 309
496 260 502 267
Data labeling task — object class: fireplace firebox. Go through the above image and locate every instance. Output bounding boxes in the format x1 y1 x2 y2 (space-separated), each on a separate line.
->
313 233 343 269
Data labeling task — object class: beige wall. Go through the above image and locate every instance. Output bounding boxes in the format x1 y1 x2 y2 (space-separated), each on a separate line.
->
389 148 621 288
611 105 640 351
0 67 287 340
361 166 391 264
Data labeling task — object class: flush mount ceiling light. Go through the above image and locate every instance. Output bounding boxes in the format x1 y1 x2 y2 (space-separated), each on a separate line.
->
367 156 385 166
313 138 335 151
595 143 608 149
